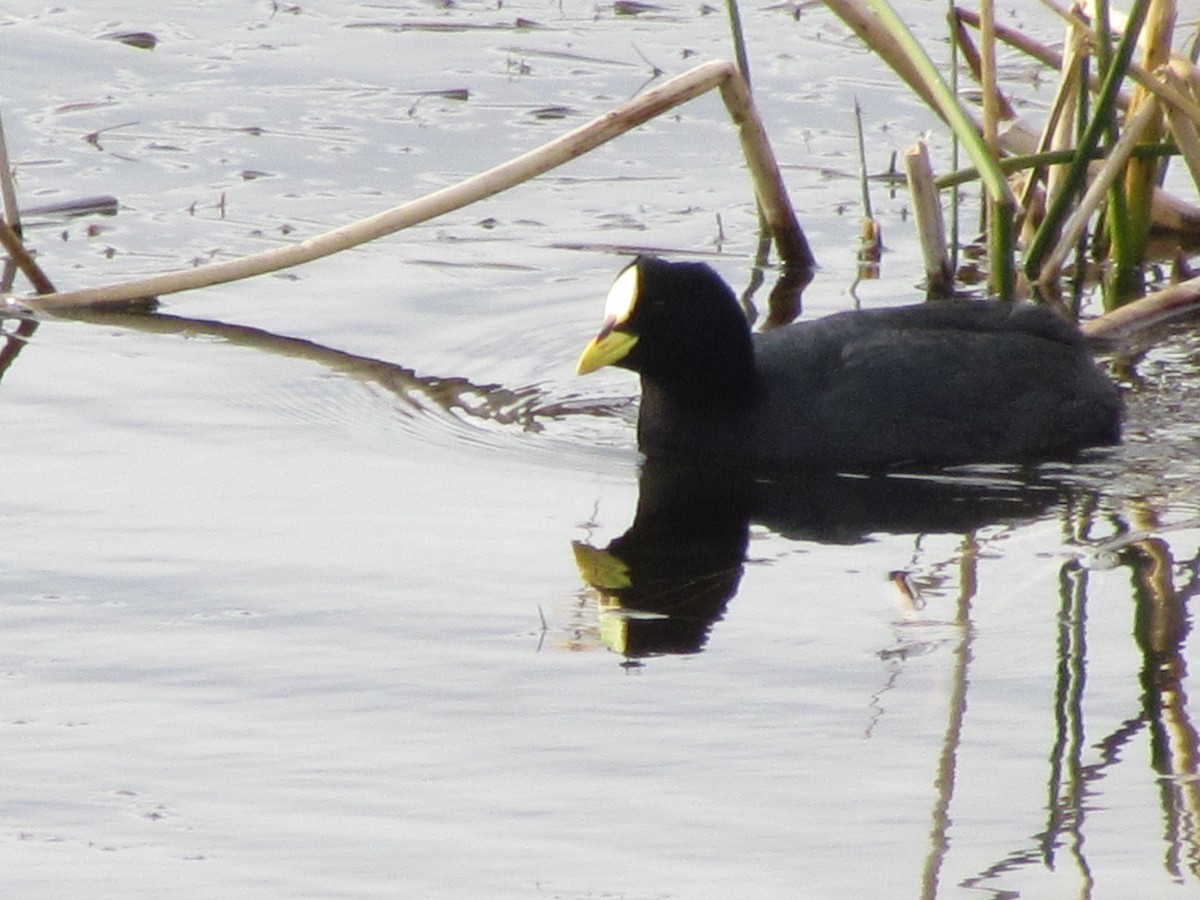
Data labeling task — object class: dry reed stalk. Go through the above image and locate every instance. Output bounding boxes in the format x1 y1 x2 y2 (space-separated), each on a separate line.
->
0 113 19 233
1083 272 1200 338
978 0 1001 155
1038 97 1164 288
955 5 1133 110
1017 25 1087 246
1125 60 1200 123
949 12 1017 121
0 220 55 294
716 70 814 267
1045 24 1088 198
904 141 952 296
20 60 809 313
1162 64 1200 191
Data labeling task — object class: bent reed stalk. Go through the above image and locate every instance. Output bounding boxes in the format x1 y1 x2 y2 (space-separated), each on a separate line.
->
0 220 54 294
16 60 811 313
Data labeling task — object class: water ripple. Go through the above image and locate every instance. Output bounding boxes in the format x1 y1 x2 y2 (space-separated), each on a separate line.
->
66 308 641 473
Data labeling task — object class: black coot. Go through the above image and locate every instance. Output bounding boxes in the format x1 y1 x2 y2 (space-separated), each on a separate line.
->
576 256 1122 467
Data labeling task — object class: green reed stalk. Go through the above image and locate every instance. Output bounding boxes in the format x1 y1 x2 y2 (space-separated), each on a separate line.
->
725 0 753 88
935 143 1178 189
1113 0 1177 302
1100 0 1135 301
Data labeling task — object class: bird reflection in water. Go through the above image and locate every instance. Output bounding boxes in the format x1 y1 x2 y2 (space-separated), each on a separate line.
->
571 456 1070 660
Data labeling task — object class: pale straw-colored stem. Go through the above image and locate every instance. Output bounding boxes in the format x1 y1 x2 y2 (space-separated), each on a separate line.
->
1162 65 1200 192
1083 273 1200 338
1042 24 1088 217
904 141 952 296
0 220 55 294
0 112 20 233
979 0 1001 154
1127 60 1200 125
1037 98 1163 288
717 69 814 267
20 60 808 312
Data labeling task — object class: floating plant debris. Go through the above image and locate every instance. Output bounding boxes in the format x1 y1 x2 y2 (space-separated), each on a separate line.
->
530 106 574 120
613 2 667 16
97 31 159 50
22 196 119 219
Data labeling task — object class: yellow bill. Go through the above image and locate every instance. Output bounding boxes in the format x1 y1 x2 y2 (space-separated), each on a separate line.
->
575 329 639 375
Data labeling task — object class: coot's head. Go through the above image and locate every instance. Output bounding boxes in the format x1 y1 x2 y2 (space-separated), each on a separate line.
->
576 256 754 398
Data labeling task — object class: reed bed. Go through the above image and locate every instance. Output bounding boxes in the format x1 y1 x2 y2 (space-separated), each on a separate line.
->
828 0 1200 308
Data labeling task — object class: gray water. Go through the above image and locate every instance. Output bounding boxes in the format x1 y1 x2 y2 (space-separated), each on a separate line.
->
3 2 1200 898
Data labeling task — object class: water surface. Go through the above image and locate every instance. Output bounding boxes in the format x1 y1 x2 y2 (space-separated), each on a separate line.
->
3 2 1200 898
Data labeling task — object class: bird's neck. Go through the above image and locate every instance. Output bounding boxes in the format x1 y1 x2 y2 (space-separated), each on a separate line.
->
641 362 758 410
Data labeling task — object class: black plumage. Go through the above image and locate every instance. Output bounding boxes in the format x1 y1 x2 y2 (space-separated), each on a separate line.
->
576 256 1122 468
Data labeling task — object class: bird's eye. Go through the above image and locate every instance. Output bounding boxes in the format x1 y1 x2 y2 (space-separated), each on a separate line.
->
603 263 640 325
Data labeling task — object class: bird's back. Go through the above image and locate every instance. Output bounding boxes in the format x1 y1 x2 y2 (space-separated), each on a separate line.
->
638 301 1121 468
